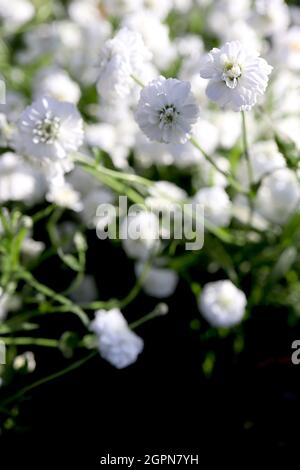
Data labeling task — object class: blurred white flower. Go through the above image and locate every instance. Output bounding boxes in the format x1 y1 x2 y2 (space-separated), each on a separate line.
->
135 262 178 298
199 280 247 327
146 181 187 237
212 111 241 149
207 0 251 36
249 0 290 36
193 187 232 227
0 0 35 32
21 237 45 261
275 26 300 72
102 0 142 16
237 140 286 186
121 211 160 260
0 288 10 322
80 188 115 228
135 77 199 144
199 41 272 111
46 181 83 212
90 308 144 369
255 168 300 224
0 152 46 205
33 68 81 104
134 134 174 167
220 21 261 51
97 27 151 102
275 116 300 150
122 12 175 69
85 119 137 169
146 181 187 212
15 96 83 165
70 275 98 304
13 351 36 372
193 155 230 189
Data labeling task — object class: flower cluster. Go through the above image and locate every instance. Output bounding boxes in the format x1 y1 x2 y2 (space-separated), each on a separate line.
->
0 0 300 434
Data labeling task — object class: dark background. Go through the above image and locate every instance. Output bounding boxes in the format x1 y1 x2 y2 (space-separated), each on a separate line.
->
1 235 300 464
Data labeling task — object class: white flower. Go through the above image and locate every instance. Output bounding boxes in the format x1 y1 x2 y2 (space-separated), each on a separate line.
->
97 27 151 102
199 41 272 111
13 351 36 372
255 168 300 224
15 96 84 163
121 211 160 260
193 187 232 227
135 77 199 144
135 262 178 298
0 152 46 205
33 67 81 104
46 181 83 212
90 308 144 369
199 280 247 328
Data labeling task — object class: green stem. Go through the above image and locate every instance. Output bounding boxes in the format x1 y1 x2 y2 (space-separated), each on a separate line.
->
18 271 90 327
241 111 255 225
190 137 248 195
75 154 153 188
131 74 145 87
129 304 167 330
241 111 254 187
77 162 146 205
2 351 97 406
0 337 59 348
81 260 152 311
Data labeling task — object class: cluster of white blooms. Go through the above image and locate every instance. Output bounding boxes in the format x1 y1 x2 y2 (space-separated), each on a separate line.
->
1 0 300 387
97 27 152 102
199 280 247 328
90 308 144 369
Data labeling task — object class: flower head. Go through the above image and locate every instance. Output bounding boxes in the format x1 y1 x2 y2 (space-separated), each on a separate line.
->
90 308 144 369
15 96 84 162
135 76 199 144
199 41 272 111
97 27 152 102
0 152 46 205
199 280 247 328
